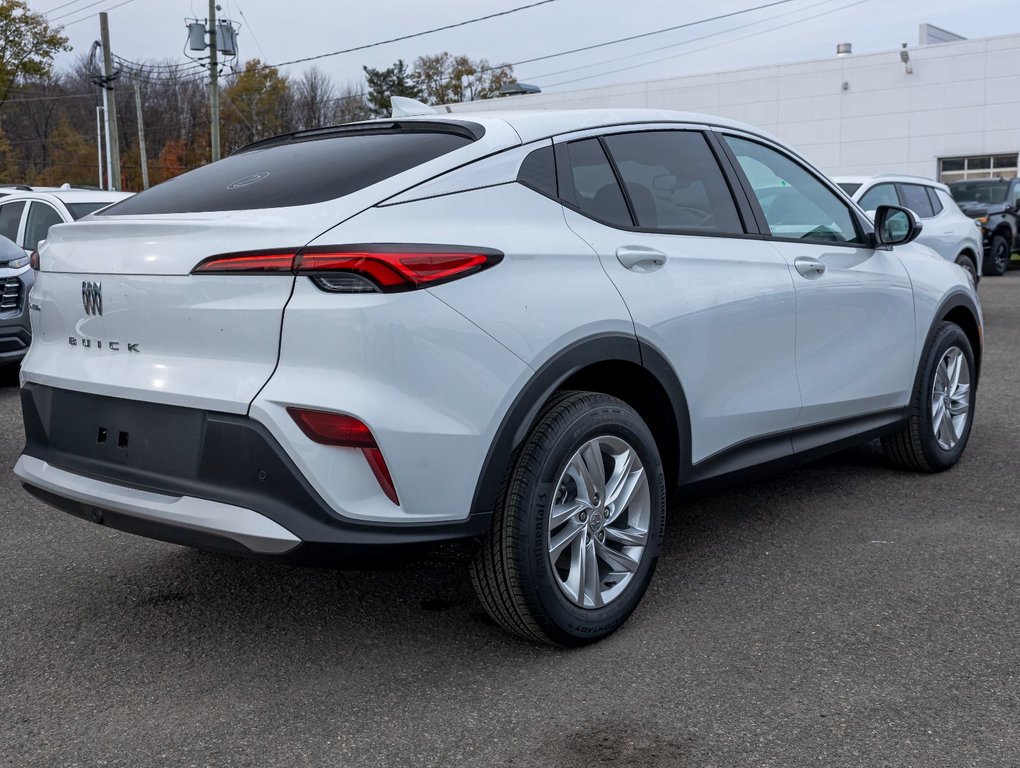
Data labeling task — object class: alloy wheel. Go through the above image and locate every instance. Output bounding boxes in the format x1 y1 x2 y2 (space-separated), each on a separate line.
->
547 435 650 609
931 346 971 450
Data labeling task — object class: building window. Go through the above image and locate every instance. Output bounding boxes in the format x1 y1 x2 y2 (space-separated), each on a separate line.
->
939 154 1017 183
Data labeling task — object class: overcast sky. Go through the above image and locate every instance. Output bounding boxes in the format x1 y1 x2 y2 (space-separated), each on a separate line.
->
37 0 1019 94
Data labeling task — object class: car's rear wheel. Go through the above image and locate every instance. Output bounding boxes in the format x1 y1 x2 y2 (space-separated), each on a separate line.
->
985 234 1010 276
955 253 978 285
470 392 665 646
882 322 976 472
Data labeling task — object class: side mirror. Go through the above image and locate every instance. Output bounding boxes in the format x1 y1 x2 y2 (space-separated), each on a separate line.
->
874 205 922 247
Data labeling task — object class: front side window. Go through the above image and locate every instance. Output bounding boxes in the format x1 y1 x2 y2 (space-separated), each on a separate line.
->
1012 183 1020 206
725 136 862 244
602 131 743 234
899 184 935 218
0 201 25 243
24 202 64 251
858 183 899 212
564 138 632 228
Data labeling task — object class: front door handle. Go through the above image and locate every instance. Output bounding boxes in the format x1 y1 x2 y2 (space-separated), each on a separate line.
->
794 256 826 279
616 246 666 271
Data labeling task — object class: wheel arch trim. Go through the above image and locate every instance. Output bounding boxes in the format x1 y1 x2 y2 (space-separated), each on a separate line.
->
469 333 691 518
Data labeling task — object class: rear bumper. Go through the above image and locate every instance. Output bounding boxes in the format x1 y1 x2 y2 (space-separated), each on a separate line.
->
18 383 491 558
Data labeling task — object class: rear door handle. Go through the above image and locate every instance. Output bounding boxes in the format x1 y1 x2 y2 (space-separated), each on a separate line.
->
616 246 666 271
794 256 826 279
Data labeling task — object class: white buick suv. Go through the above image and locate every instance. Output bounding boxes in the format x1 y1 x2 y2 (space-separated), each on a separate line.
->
16 109 982 645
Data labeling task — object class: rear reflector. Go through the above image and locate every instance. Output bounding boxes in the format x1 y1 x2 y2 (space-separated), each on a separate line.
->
287 407 375 448
193 245 502 292
286 407 399 505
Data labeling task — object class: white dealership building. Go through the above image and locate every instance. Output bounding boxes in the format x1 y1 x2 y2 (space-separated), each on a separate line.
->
451 26 1020 183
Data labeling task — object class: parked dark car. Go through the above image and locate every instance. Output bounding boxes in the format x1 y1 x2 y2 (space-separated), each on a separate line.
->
949 178 1020 276
0 234 32 367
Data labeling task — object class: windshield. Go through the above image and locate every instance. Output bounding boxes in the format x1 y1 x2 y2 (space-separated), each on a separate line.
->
65 202 116 219
950 181 1009 204
837 182 861 196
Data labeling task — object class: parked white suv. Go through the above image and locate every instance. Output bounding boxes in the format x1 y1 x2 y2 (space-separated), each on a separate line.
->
835 175 983 282
16 110 982 645
0 187 133 255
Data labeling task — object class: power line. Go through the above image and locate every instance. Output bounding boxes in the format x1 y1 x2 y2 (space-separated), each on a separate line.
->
40 0 93 14
545 0 874 89
260 0 565 70
56 0 145 26
521 0 844 82
235 1 267 60
497 0 800 73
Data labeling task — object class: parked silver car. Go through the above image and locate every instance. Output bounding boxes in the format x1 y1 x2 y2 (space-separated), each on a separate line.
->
835 175 983 283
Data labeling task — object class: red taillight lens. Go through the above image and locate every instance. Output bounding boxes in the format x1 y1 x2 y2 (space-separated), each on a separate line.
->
30 251 39 270
193 251 296 273
286 407 399 505
193 246 501 292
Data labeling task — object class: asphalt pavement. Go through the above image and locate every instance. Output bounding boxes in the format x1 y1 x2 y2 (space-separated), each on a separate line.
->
2 273 1019 768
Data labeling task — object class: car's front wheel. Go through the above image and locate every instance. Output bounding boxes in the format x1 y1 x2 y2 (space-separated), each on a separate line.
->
470 392 665 645
882 322 976 472
955 253 978 285
985 234 1011 276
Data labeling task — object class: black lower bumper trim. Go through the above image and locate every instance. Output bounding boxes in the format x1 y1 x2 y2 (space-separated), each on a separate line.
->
20 384 492 556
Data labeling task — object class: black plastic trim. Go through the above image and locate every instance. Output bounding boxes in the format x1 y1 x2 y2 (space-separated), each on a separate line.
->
686 407 909 488
470 334 641 517
232 119 486 155
20 384 493 556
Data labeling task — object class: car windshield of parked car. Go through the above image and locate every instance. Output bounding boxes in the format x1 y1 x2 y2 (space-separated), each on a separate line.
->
65 202 116 219
858 183 899 212
950 181 1009 204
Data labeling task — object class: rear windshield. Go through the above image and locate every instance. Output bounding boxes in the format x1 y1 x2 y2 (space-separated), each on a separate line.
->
949 181 1008 204
101 130 472 215
66 202 116 219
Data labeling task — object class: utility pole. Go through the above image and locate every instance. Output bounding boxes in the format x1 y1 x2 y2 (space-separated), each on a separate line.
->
133 81 150 189
101 89 112 190
99 13 121 191
208 0 220 162
95 106 104 189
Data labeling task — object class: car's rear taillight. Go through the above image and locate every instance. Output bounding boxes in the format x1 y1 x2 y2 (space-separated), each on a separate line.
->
192 245 502 292
29 251 40 270
286 407 399 505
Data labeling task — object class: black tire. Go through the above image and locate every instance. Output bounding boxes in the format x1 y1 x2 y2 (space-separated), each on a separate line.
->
470 391 666 646
955 253 978 285
882 322 976 472
984 234 1010 276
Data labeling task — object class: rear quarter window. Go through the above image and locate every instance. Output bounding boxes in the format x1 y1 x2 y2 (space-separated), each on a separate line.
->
102 130 473 215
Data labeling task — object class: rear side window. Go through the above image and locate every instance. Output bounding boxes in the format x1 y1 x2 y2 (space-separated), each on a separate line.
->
0 201 25 242
858 183 899 212
517 145 557 199
24 202 64 251
926 187 944 215
603 131 743 234
66 202 116 219
899 184 935 218
102 130 473 215
564 139 632 228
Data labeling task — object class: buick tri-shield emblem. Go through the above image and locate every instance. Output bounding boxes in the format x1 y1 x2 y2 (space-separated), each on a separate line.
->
82 281 102 316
